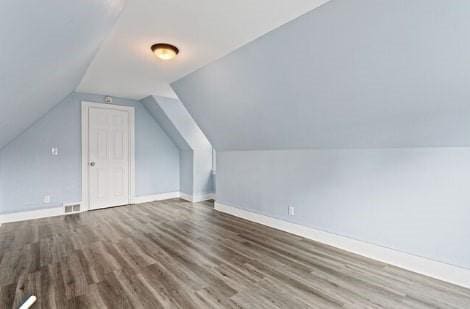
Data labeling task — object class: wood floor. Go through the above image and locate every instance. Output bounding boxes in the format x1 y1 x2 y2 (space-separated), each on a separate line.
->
0 199 469 308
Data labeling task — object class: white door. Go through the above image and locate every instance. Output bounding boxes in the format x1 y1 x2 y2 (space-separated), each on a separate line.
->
87 105 132 209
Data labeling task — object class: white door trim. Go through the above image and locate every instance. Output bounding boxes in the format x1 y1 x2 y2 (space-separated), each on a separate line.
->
81 101 135 210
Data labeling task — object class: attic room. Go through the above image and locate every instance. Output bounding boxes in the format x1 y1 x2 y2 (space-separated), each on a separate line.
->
0 0 469 308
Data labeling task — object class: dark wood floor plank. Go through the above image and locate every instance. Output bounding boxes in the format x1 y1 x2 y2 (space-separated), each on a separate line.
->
0 198 469 308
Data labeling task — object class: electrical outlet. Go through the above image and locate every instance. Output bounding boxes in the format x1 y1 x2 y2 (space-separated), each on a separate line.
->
288 206 295 216
43 195 51 203
51 147 59 156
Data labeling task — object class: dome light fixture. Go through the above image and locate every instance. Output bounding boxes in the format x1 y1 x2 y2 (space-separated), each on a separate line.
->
151 43 179 60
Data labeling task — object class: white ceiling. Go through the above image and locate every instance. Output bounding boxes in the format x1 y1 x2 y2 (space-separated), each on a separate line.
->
77 0 330 99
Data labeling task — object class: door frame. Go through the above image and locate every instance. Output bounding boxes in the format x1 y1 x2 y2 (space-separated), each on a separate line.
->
81 101 136 210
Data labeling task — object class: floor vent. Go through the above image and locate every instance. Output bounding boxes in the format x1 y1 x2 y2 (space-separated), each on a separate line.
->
64 203 81 214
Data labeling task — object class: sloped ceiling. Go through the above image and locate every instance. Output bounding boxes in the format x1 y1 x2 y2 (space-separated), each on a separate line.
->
141 96 212 151
173 0 470 151
141 96 191 150
0 0 125 149
77 0 330 99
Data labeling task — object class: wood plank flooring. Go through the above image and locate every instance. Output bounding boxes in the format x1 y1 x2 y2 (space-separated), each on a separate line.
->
0 199 469 308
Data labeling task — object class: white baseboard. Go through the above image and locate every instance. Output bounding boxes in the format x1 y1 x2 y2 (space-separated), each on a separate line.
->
0 191 210 225
179 193 193 202
215 202 470 289
132 191 214 204
180 192 215 203
131 192 180 204
0 206 67 224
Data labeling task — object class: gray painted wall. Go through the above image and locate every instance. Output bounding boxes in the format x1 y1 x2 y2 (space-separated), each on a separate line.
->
217 149 470 269
173 0 470 150
0 92 180 214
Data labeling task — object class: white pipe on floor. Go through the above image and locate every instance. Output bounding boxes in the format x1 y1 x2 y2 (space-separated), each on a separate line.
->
19 296 37 309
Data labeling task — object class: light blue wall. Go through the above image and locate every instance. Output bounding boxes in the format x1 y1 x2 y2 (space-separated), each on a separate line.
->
217 149 470 269
149 96 214 197
0 153 3 209
172 0 470 269
179 150 194 195
178 149 213 197
173 0 470 150
141 96 191 150
141 96 194 196
152 96 212 151
142 95 214 197
193 149 214 195
0 92 180 214
0 0 124 149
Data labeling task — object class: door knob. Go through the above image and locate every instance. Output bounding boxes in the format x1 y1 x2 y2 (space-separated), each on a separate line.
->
89 162 96 167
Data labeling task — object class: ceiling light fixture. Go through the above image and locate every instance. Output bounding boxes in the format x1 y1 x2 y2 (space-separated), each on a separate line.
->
151 43 179 60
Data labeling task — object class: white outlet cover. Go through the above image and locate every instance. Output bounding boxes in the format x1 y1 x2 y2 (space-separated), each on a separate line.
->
51 147 59 156
43 195 51 203
289 206 295 216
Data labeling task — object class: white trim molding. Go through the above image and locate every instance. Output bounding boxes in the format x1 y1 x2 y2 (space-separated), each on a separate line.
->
180 192 215 203
81 101 136 211
0 192 214 225
180 193 192 202
131 192 180 204
215 202 470 289
0 201 84 224
0 206 67 224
